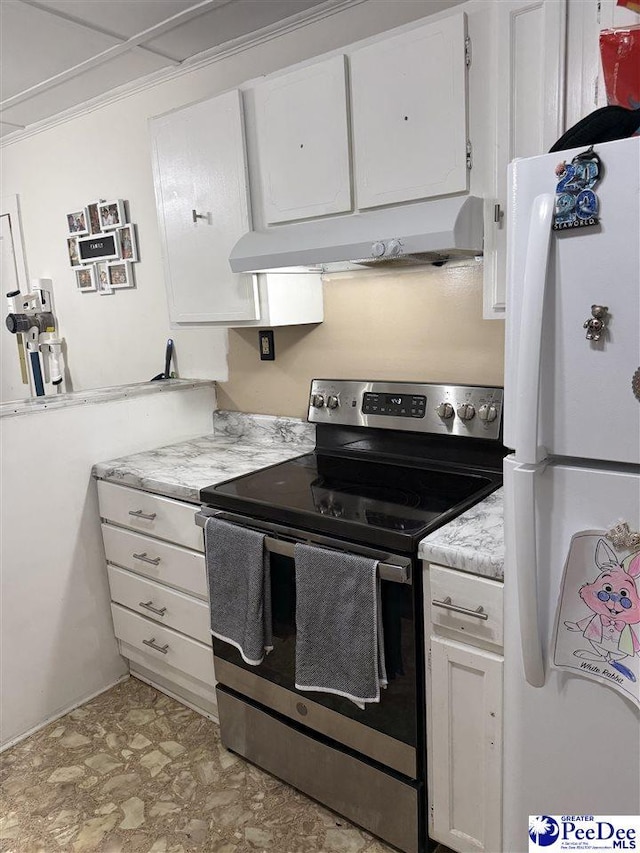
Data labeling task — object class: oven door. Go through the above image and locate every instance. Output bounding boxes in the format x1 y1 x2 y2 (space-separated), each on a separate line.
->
197 508 420 779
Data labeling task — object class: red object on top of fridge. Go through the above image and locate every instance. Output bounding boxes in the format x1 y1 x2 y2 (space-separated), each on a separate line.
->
600 25 640 111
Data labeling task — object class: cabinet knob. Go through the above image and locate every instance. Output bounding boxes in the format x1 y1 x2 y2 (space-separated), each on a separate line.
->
192 209 208 223
432 596 488 620
139 600 167 616
142 637 169 654
129 509 157 521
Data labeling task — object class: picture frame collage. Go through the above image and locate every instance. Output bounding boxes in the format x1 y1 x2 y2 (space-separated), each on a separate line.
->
67 199 139 295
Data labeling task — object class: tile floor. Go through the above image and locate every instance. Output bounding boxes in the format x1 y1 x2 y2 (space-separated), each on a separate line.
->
0 678 451 853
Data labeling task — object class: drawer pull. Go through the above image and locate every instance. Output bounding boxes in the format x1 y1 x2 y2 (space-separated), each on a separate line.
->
142 637 169 654
128 509 157 521
139 600 167 616
132 551 161 566
432 596 489 620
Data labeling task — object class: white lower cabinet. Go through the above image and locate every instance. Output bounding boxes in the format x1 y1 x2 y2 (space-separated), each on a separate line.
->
98 480 217 719
425 563 504 852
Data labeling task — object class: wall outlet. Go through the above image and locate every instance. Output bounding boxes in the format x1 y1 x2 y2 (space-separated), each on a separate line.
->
259 329 275 361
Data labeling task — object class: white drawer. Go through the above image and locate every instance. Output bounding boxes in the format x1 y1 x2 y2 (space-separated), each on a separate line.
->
111 603 215 687
108 565 211 645
97 480 203 552
102 524 207 599
429 565 503 648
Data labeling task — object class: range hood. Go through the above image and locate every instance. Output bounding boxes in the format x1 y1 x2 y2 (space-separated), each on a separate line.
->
229 195 483 273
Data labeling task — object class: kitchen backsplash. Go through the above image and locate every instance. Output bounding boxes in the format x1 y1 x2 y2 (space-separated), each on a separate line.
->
217 261 505 418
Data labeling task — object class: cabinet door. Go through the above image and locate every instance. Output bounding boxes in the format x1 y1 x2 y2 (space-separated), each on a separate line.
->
350 14 468 209
430 636 503 853
483 0 566 317
254 55 351 224
151 90 258 324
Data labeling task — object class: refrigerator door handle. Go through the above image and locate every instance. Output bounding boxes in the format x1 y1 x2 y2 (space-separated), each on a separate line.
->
512 462 545 687
514 193 554 465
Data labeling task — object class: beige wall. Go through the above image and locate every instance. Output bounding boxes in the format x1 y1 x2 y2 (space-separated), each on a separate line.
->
217 261 505 418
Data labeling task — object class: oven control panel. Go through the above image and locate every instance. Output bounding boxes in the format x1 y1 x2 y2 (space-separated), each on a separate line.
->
308 379 503 440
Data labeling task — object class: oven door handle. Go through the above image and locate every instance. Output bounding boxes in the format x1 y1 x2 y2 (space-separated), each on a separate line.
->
195 510 411 585
263 535 409 584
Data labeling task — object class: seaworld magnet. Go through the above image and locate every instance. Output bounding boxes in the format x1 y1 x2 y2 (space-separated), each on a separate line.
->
552 147 602 231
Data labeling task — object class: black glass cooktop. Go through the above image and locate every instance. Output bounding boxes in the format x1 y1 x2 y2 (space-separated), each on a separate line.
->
200 451 500 552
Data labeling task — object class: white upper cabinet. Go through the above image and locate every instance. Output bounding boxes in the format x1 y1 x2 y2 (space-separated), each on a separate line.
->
483 0 566 317
253 55 352 225
150 90 258 325
350 13 469 209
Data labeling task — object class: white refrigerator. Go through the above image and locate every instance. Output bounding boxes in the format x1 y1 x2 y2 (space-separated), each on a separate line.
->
503 136 640 852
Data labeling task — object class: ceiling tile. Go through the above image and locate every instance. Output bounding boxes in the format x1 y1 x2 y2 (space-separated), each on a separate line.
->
145 0 327 60
1 0 121 100
27 0 228 40
1 49 170 128
0 0 340 139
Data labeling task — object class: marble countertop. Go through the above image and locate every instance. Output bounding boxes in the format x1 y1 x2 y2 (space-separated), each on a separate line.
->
1 379 215 419
418 488 504 581
95 409 504 576
92 410 316 504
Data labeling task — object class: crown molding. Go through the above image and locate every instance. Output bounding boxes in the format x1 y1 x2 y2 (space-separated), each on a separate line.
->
1 0 365 148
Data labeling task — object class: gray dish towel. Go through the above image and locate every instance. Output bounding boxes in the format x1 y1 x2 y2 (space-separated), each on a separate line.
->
205 516 272 666
294 543 387 707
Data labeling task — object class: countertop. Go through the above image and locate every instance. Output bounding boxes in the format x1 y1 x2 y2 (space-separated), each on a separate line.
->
1 378 215 419
94 410 504 578
92 410 316 503
418 488 504 581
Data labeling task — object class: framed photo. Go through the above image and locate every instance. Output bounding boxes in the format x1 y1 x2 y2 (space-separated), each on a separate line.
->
96 262 112 295
107 260 133 289
98 199 125 231
66 208 89 236
116 223 138 262
67 236 81 267
77 232 120 263
87 202 102 235
75 266 96 292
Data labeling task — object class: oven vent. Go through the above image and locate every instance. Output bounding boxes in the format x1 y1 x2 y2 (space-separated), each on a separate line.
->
229 196 484 273
349 248 480 268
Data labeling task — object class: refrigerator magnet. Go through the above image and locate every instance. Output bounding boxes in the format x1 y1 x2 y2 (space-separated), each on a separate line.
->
552 530 640 708
552 148 602 231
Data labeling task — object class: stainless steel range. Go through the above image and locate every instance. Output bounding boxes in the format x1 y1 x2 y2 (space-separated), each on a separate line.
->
197 380 505 853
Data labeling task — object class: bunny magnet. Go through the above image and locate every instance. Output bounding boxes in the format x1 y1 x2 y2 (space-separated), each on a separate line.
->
552 531 640 708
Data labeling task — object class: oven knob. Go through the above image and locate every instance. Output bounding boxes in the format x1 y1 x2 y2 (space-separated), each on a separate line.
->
326 395 340 410
436 402 454 419
371 241 386 258
311 393 325 408
457 403 476 421
478 403 498 423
